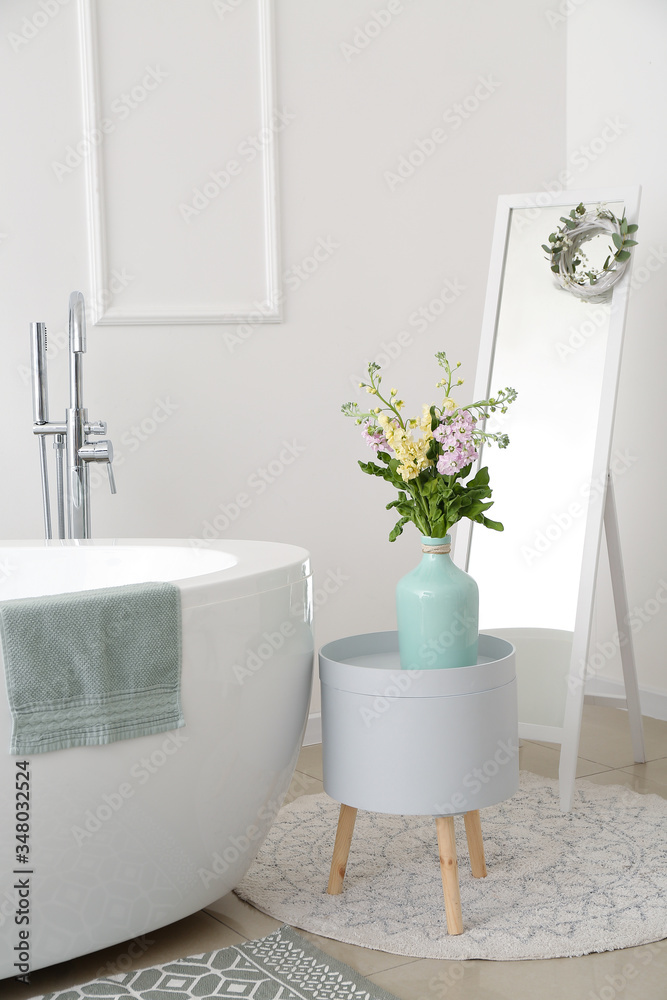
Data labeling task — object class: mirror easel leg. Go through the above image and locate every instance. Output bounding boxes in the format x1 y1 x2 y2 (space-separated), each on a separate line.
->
559 705 581 812
604 473 646 763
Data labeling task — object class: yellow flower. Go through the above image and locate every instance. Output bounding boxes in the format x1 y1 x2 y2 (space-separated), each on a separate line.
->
442 397 457 413
420 403 433 433
390 417 433 481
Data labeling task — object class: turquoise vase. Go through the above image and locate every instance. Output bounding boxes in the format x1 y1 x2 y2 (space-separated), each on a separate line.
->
396 534 479 670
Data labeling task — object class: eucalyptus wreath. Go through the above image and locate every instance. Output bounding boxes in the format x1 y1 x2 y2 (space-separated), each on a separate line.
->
542 202 638 301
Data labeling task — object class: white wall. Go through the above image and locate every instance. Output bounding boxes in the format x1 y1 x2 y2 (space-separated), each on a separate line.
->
567 0 667 709
0 0 567 721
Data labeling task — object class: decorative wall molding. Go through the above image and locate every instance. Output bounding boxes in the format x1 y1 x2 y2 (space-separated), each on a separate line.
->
78 0 281 326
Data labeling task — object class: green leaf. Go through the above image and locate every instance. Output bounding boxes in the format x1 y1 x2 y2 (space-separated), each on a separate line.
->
420 477 440 496
389 516 411 542
626 224 639 233
358 459 391 478
358 459 405 489
389 503 416 518
429 516 446 537
386 494 408 511
550 264 560 273
620 217 628 235
467 465 490 488
611 232 623 250
623 239 638 247
433 478 453 499
564 219 577 230
465 500 495 520
615 250 631 262
541 244 552 254
479 515 504 531
603 256 611 270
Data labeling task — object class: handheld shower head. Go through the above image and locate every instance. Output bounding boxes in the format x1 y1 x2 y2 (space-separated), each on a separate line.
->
68 290 86 410
68 290 86 354
30 321 49 424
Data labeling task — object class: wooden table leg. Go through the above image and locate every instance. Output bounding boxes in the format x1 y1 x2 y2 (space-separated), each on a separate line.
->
435 816 463 935
463 809 487 878
327 804 358 894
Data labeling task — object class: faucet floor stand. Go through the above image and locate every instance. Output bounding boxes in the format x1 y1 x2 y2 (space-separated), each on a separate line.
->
30 291 116 539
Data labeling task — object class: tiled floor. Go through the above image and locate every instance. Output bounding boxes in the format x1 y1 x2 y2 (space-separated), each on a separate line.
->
2 704 667 1000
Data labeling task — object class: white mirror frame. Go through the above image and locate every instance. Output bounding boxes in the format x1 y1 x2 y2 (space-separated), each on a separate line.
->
454 186 644 811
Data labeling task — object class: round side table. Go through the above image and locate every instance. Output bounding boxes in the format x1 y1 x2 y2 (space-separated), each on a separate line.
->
319 630 519 935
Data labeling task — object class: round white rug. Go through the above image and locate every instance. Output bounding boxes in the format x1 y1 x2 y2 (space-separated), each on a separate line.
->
235 771 667 961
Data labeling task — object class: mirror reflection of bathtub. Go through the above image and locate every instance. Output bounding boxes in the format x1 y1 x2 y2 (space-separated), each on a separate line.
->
0 538 313 977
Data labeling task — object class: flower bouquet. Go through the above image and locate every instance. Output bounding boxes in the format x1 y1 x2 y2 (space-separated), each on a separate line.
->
342 350 517 669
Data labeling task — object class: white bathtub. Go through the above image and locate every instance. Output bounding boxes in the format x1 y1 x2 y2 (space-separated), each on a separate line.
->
0 538 313 978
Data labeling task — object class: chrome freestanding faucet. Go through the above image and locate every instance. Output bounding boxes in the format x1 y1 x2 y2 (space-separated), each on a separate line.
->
30 291 116 539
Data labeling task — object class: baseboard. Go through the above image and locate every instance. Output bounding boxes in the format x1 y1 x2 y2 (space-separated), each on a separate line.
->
585 678 667 723
303 712 322 746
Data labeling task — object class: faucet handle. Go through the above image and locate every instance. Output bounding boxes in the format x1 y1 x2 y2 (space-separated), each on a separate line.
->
79 439 117 495
106 457 117 495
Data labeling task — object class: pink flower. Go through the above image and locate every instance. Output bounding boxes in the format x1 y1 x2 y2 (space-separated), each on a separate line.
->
434 410 478 475
362 421 390 453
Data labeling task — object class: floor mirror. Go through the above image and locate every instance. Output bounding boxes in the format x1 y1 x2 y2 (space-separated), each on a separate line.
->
454 187 644 811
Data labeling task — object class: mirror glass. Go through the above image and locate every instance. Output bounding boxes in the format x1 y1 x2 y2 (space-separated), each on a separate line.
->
466 201 625 722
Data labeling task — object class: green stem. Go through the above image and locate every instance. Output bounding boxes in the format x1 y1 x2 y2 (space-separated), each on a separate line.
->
409 479 431 535
466 391 512 414
442 357 453 397
473 428 505 442
368 370 406 429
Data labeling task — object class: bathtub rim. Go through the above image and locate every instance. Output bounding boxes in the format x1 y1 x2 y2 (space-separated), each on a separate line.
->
0 537 311 608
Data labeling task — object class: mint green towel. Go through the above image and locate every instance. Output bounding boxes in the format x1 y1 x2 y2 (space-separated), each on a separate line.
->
0 582 183 755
